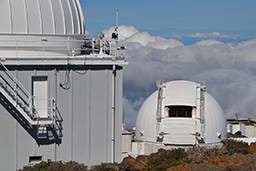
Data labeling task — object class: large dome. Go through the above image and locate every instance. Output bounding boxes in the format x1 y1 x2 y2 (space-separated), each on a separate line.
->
0 0 84 35
135 80 227 145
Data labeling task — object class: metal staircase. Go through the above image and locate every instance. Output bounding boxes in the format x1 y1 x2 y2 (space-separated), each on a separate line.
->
0 62 62 140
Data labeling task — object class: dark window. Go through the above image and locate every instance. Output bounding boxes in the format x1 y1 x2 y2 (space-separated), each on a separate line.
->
167 106 192 117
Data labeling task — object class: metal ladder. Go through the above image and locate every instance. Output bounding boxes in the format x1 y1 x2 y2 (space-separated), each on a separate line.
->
156 81 163 137
200 82 206 138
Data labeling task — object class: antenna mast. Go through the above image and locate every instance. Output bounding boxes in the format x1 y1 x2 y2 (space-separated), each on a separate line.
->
116 10 119 28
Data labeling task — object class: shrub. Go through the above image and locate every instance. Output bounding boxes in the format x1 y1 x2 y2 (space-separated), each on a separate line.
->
18 160 87 171
146 148 187 170
222 139 249 155
184 146 225 163
90 163 117 171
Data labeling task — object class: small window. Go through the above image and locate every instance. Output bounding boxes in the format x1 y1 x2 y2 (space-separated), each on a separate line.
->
29 155 42 164
165 106 192 117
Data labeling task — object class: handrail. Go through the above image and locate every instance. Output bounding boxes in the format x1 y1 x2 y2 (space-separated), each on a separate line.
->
0 63 63 139
0 62 37 118
0 37 123 58
0 62 31 97
52 99 63 137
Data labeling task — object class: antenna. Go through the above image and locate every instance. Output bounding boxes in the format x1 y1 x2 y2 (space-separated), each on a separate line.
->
235 113 239 120
112 9 119 58
112 10 119 39
116 10 119 28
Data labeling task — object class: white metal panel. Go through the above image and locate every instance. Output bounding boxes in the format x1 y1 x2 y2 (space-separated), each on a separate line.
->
164 81 197 107
74 0 85 34
135 91 158 142
0 0 84 35
245 126 256 138
0 0 11 33
163 118 196 145
240 123 246 136
39 0 54 34
51 0 65 34
11 0 27 33
26 0 42 34
204 93 227 143
62 0 73 34
68 0 79 34
33 77 48 118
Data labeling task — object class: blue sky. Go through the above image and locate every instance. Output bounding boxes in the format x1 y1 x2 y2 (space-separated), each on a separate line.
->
81 0 256 39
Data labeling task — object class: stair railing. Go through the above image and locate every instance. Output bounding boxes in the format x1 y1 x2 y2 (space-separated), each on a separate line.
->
0 62 37 119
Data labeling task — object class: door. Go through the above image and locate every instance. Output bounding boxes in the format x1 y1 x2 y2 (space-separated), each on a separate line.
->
32 76 48 118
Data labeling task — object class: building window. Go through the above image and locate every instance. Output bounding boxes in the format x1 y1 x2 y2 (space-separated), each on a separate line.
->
165 106 192 118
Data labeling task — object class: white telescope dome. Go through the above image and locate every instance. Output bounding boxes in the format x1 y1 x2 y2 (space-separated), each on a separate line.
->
135 80 227 145
0 0 84 35
0 0 86 57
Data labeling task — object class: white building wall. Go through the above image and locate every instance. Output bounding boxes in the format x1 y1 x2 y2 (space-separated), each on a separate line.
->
240 123 246 136
231 124 240 134
0 65 123 170
246 125 256 138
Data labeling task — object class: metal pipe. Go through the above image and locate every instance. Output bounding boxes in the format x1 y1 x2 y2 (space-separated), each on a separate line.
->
54 69 57 162
111 65 116 163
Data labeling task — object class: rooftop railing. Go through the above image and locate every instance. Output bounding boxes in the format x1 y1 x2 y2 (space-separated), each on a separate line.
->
0 35 126 59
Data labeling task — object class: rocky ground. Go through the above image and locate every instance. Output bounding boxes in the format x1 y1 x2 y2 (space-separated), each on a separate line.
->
92 140 256 171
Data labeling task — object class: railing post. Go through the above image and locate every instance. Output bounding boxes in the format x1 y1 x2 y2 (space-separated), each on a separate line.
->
28 96 32 117
67 36 70 56
16 41 18 59
92 37 95 54
14 81 18 107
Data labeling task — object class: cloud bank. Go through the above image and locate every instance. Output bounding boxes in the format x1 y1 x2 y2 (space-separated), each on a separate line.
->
102 25 256 129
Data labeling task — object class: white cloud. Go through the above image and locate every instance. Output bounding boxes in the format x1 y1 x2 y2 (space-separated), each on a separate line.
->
124 32 166 46
189 32 234 38
123 97 145 130
147 39 184 50
238 39 256 48
102 25 256 129
171 34 182 39
193 39 223 46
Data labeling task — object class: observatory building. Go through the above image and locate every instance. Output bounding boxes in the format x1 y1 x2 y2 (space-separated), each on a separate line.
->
132 80 227 155
0 0 127 170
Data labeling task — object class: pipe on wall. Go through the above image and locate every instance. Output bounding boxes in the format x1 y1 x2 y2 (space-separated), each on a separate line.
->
111 65 116 163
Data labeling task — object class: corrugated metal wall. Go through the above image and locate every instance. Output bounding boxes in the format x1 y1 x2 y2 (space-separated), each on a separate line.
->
0 65 123 170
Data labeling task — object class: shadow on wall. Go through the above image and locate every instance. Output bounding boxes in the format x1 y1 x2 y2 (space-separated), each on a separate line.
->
0 93 62 145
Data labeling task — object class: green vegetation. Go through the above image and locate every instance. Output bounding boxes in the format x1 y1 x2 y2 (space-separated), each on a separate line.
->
18 160 87 171
146 148 188 171
222 139 249 155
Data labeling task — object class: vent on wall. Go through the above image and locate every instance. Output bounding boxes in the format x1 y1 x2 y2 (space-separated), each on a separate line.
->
29 155 42 165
